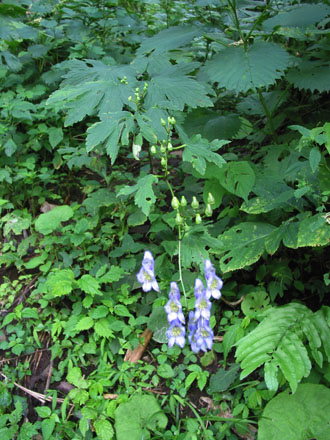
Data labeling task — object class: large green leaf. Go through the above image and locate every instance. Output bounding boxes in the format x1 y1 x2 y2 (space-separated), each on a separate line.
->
183 109 241 141
35 205 74 235
263 3 330 30
217 161 255 202
203 40 291 93
218 222 276 273
115 395 167 440
258 383 330 440
287 60 330 93
137 25 200 55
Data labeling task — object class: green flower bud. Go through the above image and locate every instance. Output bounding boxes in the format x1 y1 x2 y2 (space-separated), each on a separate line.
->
175 212 184 225
128 96 133 101
167 142 173 151
161 157 166 167
207 192 215 205
168 116 176 126
195 213 202 224
160 118 167 126
150 145 157 155
205 204 213 217
160 145 166 154
171 197 180 210
180 196 187 207
191 196 199 210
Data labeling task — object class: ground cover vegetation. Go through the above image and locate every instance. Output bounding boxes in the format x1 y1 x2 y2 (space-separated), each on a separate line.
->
0 0 330 438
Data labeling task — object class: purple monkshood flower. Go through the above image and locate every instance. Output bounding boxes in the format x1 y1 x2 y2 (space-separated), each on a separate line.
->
167 319 186 349
136 250 160 292
165 282 185 324
194 278 212 321
204 259 223 300
193 319 214 353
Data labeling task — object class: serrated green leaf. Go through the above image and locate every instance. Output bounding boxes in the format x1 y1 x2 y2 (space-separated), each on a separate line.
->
94 419 114 440
145 65 212 111
182 135 227 175
47 59 137 125
287 60 330 93
203 40 291 93
95 319 114 339
75 316 94 332
117 174 158 216
41 418 55 440
77 275 102 296
35 205 74 235
137 26 200 55
45 269 75 298
263 3 330 30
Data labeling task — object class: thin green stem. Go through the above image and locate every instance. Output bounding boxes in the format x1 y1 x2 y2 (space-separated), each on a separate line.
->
178 235 187 306
257 89 278 143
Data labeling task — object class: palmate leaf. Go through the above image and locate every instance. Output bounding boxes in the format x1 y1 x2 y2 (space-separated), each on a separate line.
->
144 63 213 111
235 303 330 393
218 222 276 273
117 175 158 217
46 60 138 126
86 111 135 163
202 40 291 93
182 135 227 175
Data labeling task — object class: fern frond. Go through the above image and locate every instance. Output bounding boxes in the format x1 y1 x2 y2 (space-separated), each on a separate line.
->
235 303 330 392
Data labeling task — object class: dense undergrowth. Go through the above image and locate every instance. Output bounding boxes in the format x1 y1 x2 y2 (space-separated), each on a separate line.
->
1 0 330 439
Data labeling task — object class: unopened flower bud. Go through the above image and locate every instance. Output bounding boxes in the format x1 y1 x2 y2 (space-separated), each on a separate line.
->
180 196 187 207
207 192 215 205
168 116 176 126
171 197 180 210
167 142 173 151
160 118 167 126
175 212 184 225
150 145 157 155
205 204 213 217
160 145 166 154
128 96 133 101
161 157 166 167
195 213 202 224
191 196 199 210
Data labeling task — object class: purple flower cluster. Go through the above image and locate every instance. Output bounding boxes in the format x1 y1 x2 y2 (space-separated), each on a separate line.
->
188 278 214 353
136 251 160 292
136 251 223 353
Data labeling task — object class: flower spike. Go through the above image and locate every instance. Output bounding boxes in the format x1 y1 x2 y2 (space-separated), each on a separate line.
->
136 250 160 292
